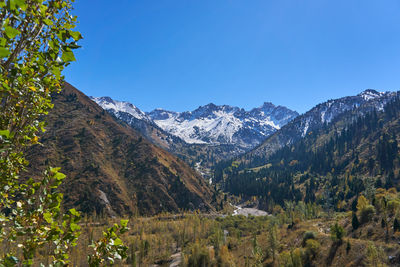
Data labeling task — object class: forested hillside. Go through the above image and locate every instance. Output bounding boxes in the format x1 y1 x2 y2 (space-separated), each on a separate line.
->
246 90 397 161
217 91 400 211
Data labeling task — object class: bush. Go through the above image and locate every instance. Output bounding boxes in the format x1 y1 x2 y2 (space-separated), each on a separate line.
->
359 205 376 224
330 223 345 243
304 239 320 259
280 249 302 267
302 231 317 246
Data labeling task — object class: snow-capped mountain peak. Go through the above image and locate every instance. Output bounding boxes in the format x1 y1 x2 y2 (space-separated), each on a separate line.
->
358 89 384 101
252 89 398 158
147 103 299 148
91 96 299 149
147 108 177 120
248 102 299 130
91 96 150 122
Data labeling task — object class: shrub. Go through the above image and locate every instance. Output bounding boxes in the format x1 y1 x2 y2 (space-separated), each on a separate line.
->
280 249 302 267
302 231 317 246
359 205 376 224
356 195 369 211
330 223 345 243
304 239 320 259
279 249 302 267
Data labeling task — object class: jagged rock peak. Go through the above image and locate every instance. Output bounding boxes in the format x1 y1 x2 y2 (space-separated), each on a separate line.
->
357 89 384 100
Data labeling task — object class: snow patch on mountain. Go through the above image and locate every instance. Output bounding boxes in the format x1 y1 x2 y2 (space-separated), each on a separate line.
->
91 96 299 150
358 89 384 101
152 108 243 144
148 103 299 147
302 118 311 137
91 96 151 122
252 89 398 158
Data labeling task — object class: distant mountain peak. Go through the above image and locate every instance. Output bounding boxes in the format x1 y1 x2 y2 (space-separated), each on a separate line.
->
90 96 150 121
361 89 380 94
260 102 276 108
194 103 239 114
203 103 217 108
94 96 114 102
194 103 219 114
93 96 298 149
147 102 298 147
358 89 384 101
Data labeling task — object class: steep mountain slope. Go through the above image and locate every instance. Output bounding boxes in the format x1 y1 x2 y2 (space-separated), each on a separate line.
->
91 97 187 153
148 102 298 148
26 83 216 216
91 97 244 174
248 89 397 161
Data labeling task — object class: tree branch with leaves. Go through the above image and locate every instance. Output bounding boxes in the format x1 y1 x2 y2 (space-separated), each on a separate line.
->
0 0 128 265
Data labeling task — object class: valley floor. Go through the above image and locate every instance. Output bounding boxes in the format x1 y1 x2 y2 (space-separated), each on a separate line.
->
2 200 399 266
58 209 400 266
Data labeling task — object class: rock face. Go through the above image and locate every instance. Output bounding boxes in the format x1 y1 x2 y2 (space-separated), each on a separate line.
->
92 97 299 151
26 83 216 216
90 96 188 154
148 102 299 149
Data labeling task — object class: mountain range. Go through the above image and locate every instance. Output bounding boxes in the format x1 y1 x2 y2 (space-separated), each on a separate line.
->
91 96 299 169
147 102 298 147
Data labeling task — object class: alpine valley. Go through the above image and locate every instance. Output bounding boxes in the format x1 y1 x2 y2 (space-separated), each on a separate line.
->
7 3 400 266
23 85 400 266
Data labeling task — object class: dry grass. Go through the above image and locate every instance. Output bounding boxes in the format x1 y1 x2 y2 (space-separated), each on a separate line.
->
3 210 400 266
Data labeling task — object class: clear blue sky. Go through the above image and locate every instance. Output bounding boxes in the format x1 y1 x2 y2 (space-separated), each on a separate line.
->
64 0 400 114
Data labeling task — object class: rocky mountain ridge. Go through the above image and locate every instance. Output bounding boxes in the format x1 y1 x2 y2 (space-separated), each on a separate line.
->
92 97 299 151
248 89 397 160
